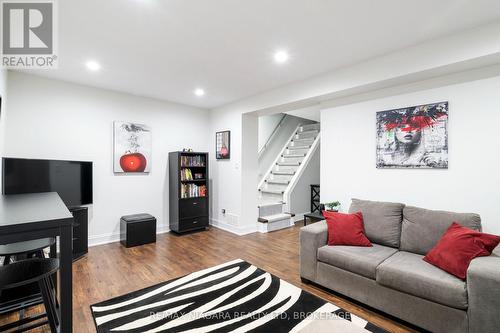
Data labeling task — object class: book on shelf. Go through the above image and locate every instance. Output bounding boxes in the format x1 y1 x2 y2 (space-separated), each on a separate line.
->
180 168 193 181
180 155 205 167
180 184 207 198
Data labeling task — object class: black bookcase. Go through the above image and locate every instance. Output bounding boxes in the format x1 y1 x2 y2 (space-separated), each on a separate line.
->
169 152 209 233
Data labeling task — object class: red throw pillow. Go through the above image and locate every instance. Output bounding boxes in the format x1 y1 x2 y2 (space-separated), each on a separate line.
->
424 222 500 279
323 211 372 247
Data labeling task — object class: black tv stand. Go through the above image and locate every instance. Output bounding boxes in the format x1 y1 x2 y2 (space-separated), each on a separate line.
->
69 206 88 260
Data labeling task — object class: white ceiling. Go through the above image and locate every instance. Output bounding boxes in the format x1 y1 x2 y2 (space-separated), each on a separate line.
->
23 0 500 109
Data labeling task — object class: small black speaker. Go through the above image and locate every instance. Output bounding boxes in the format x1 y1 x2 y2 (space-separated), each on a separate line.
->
70 206 88 260
120 213 156 248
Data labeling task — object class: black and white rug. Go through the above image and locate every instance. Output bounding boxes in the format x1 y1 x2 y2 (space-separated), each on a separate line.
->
91 259 387 332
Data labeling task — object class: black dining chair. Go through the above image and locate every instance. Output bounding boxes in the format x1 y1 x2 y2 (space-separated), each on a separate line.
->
0 258 59 332
0 238 56 265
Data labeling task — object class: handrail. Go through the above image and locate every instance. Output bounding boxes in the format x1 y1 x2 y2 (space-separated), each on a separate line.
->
258 114 287 159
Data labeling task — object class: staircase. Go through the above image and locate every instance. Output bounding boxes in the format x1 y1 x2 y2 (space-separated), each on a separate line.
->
257 122 320 232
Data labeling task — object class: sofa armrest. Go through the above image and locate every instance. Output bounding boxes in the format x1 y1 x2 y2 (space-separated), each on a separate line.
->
299 221 328 281
467 254 500 333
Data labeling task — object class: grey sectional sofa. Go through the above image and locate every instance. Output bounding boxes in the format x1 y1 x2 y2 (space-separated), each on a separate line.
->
300 199 500 333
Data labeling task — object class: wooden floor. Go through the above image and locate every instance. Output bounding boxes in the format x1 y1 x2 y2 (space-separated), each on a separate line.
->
1 221 418 332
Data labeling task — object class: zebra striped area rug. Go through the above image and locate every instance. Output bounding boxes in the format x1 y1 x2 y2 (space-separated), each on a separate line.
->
91 259 387 332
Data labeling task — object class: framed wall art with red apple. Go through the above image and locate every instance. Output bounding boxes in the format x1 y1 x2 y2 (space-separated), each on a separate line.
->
215 130 230 160
113 121 152 173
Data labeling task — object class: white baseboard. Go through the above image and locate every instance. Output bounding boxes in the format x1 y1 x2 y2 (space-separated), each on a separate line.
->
210 218 257 236
88 219 258 247
88 225 170 247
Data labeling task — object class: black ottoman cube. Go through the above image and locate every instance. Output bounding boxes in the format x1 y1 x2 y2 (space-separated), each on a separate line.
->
120 213 156 248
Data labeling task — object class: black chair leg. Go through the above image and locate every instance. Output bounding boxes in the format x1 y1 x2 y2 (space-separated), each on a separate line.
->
45 278 59 326
47 274 59 309
38 278 58 332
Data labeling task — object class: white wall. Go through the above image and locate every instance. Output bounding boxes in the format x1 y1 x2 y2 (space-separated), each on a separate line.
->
3 72 210 245
290 145 320 218
208 107 244 233
258 113 283 151
241 114 259 230
321 75 500 235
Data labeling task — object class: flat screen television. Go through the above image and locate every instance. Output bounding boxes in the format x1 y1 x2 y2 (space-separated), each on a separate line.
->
2 157 93 207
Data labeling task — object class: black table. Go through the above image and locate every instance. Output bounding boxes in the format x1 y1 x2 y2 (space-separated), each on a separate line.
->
0 192 74 332
303 212 324 226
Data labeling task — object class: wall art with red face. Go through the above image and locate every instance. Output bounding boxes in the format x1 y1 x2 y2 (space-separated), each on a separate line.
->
113 121 152 173
376 102 448 169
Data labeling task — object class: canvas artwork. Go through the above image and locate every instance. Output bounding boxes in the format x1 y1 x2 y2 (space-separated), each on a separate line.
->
113 121 151 173
376 102 448 169
216 130 230 160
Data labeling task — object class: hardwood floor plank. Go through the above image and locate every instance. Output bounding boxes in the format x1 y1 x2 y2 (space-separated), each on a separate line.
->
0 222 417 332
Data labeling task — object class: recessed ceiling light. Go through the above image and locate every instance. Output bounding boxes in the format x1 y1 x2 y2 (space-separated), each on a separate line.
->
273 50 289 64
194 88 205 97
85 60 101 71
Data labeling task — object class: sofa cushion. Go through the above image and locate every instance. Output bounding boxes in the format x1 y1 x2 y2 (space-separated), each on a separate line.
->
400 205 482 255
348 199 404 248
317 244 397 280
376 251 468 310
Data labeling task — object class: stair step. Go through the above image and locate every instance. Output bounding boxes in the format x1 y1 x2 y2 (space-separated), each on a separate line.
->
260 192 284 201
260 189 284 195
297 129 319 135
294 133 316 138
270 176 293 183
280 156 303 164
263 183 288 191
258 201 284 208
277 161 301 166
271 170 295 175
258 213 292 223
292 137 315 143
288 145 311 150
296 133 317 140
258 202 284 216
282 154 306 158
286 145 311 150
266 179 290 185
275 166 299 173
301 123 320 131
